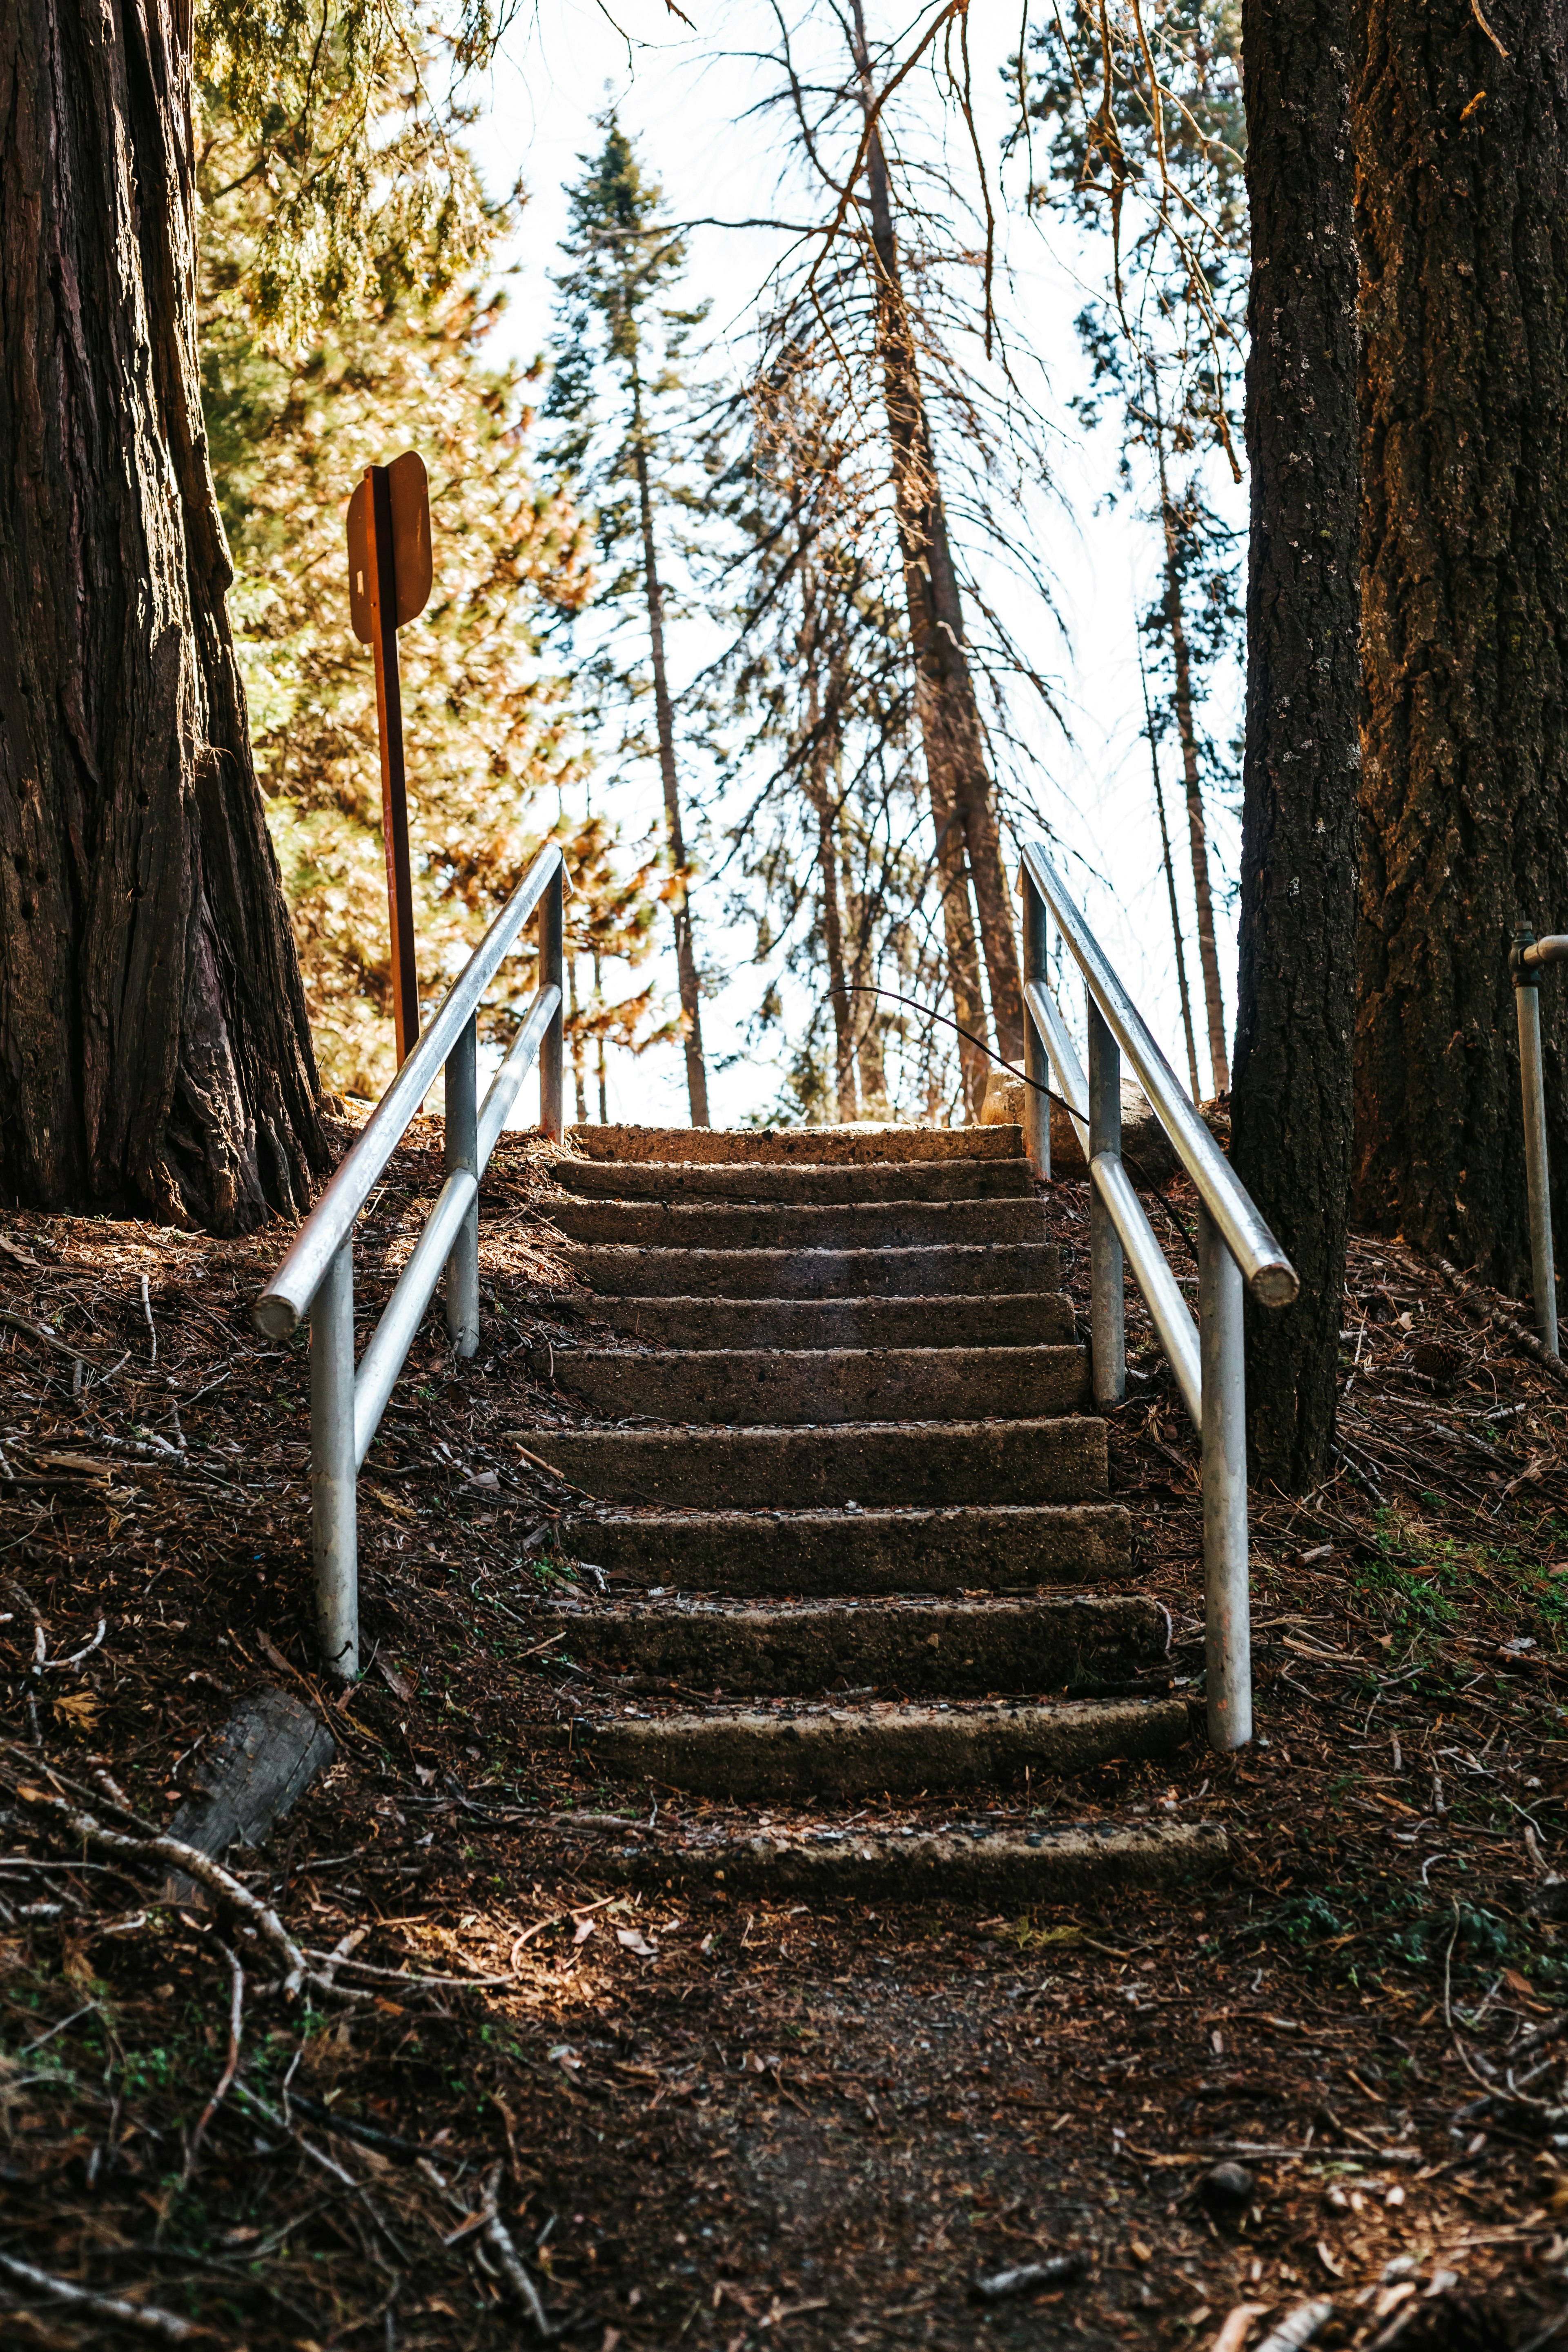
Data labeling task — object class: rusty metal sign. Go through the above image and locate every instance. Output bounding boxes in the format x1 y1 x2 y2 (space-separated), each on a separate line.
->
346 450 432 643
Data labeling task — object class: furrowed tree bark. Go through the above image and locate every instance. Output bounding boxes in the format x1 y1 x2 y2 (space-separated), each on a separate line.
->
631 397 709 1128
0 0 325 1229
1352 0 1568 1287
1229 0 1360 1486
849 0 1025 1085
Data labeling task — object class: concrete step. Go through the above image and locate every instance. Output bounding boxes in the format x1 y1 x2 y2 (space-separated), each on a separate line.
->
564 1242 1063 1299
566 1122 1025 1166
560 1502 1132 1592
524 1416 1105 1510
549 1593 1165 1695
554 1344 1087 1427
582 1293 1076 1351
548 1156 1037 1204
546 1197 1045 1251
570 1693 1191 1798
600 1818 1228 1900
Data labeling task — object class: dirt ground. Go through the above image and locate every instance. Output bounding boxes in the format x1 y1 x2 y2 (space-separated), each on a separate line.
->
2 1116 1568 2350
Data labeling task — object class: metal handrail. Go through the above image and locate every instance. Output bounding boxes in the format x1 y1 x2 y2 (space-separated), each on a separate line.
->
1018 840 1298 1755
1021 842 1296 1305
1511 926 1568 1356
254 841 566 1678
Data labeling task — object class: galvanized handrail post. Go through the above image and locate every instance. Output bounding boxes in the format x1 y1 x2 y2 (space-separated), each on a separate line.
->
1014 838 1292 1757
1022 867 1050 1178
541 862 565 1142
445 1013 480 1357
258 839 568 1681
1198 1202 1249 1751
312 1241 359 1679
1087 996 1125 1406
1514 926 1559 1356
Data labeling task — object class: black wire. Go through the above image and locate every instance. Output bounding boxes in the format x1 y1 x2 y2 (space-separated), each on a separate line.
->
839 982 1072 1116
835 981 1202 1269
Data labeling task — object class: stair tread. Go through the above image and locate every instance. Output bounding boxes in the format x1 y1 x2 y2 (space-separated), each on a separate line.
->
547 1199 1046 1248
552 1343 1088 1428
565 1122 1026 1165
579 1695 1182 1728
592 1820 1228 1897
559 1500 1131 1593
571 1693 1190 1796
584 1294 1077 1348
564 1241 1065 1298
528 1417 1106 1510
547 1156 1037 1202
539 1591 1165 1697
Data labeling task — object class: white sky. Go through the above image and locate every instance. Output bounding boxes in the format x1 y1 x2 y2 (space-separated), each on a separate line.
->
461 0 1243 1130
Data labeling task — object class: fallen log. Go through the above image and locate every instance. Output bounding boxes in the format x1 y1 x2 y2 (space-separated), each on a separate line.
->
161 1684 335 1902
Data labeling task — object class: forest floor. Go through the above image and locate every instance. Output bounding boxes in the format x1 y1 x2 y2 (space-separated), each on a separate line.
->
3 1114 1568 2352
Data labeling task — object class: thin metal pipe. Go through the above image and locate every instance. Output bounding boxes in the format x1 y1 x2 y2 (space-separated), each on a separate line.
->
478 984 563 1168
1026 972 1200 1416
1022 871 1050 1178
1520 935 1568 969
1089 1153 1202 1425
1023 978 1088 1149
1020 840 1297 1306
311 1243 359 1679
255 842 563 1337
1199 1201 1250 1752
1088 998 1125 1406
445 1014 479 1357
540 864 565 1143
354 1169 477 1469
1515 931 1559 1356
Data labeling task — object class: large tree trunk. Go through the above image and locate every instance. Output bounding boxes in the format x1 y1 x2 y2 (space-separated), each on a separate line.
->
0 0 325 1230
631 415 709 1128
1352 0 1568 1288
849 1 1025 1077
1229 0 1360 1487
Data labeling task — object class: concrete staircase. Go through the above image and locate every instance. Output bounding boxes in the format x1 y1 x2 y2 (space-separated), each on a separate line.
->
526 1122 1225 1899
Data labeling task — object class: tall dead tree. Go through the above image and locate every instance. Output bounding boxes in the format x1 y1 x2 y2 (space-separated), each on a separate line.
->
849 0 1025 1084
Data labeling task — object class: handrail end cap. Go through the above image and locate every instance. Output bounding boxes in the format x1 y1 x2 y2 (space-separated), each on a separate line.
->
254 1293 302 1341
1250 1262 1300 1311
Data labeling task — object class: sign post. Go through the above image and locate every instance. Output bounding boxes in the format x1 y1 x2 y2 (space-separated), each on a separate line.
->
347 451 433 1067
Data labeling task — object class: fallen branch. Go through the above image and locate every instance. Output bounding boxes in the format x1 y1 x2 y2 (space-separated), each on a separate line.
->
301 1946 517 1991
480 2162 559 2336
7 1771 346 2004
0 2247 204 2342
0 1310 104 1367
1434 1257 1568 1387
180 1940 243 2183
1255 2303 1334 2352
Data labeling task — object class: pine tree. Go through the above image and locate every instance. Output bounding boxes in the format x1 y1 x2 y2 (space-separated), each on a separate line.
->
201 105 671 1107
0 0 499 1228
545 118 715 1128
